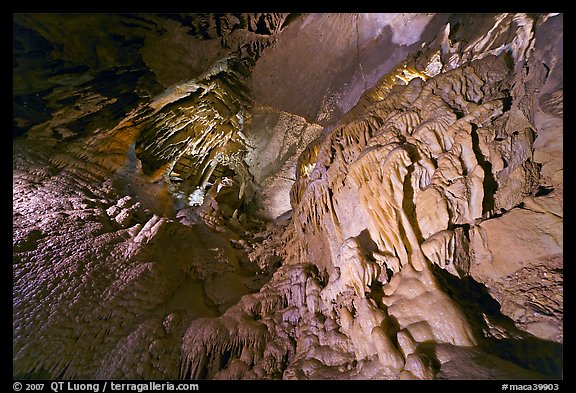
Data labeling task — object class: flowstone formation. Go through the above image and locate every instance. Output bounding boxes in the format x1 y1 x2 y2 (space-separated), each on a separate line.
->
13 13 562 380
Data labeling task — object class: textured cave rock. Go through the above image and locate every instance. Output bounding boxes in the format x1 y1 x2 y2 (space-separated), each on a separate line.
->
13 13 562 380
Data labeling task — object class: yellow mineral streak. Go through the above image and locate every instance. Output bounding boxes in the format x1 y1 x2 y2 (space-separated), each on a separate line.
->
364 62 429 104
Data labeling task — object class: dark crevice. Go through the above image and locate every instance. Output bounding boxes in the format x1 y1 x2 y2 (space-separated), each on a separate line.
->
414 341 442 373
182 360 192 380
487 208 507 219
502 50 515 72
542 63 551 79
214 13 223 37
402 144 425 244
501 90 513 112
219 349 232 369
385 313 401 349
448 22 461 40
470 123 497 216
356 228 379 257
431 265 563 378
255 15 272 35
535 185 554 196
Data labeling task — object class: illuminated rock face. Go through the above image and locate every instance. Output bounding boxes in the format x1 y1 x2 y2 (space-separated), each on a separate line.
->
13 13 562 379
